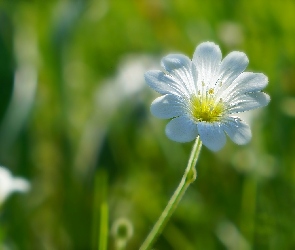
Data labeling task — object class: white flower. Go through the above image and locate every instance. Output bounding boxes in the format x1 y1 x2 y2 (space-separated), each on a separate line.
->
145 42 270 151
0 166 30 205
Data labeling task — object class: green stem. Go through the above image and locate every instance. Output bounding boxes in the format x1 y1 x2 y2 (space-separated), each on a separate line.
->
94 170 109 250
99 201 109 250
140 136 202 250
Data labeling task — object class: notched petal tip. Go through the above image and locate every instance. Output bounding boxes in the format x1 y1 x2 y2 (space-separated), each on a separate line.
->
223 118 252 145
144 70 152 80
165 116 198 143
144 70 181 95
144 70 165 94
197 122 227 151
221 51 249 70
193 41 222 59
244 72 268 91
250 92 270 107
144 70 158 84
192 41 222 86
235 51 249 63
161 54 190 68
259 73 269 85
160 53 192 74
196 41 220 51
262 93 271 106
144 70 161 83
150 95 187 119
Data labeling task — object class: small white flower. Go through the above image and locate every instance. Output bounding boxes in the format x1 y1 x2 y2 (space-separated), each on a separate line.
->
145 42 270 151
0 166 30 205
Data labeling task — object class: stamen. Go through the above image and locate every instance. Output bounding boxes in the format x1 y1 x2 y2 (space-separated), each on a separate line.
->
190 93 225 123
208 88 214 95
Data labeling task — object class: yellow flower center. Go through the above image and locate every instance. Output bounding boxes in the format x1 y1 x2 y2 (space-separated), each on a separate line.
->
190 89 225 122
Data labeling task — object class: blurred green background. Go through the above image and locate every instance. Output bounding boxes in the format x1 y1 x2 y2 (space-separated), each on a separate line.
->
0 0 295 249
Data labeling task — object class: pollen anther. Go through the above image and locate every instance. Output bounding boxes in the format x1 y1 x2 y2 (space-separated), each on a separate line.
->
208 88 214 95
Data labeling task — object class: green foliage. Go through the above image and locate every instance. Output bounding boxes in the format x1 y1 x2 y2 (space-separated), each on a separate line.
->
0 0 295 249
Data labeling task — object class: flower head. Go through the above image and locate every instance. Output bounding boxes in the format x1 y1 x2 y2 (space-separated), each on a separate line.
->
145 42 270 151
0 166 30 205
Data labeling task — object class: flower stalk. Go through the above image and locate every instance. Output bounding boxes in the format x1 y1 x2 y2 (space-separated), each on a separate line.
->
139 136 202 250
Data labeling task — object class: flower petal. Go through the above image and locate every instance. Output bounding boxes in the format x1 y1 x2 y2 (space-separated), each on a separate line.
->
232 72 268 93
192 42 222 88
222 117 252 145
197 122 226 151
216 51 249 98
221 72 268 102
144 70 188 96
228 92 270 113
165 116 198 143
150 94 189 119
161 54 197 95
